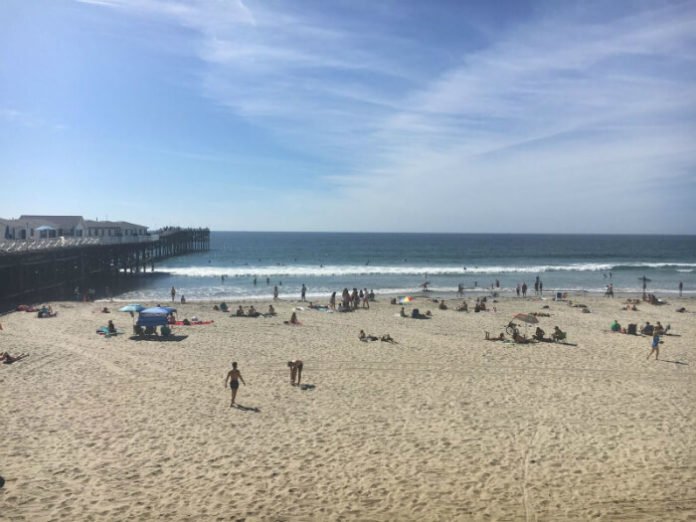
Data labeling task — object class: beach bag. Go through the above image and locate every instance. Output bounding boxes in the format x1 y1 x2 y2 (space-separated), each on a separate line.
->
627 324 637 335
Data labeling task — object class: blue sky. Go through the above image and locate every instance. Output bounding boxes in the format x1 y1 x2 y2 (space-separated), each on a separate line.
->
1 0 695 233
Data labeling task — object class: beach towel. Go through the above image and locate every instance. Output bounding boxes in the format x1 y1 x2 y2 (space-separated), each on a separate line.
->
174 320 214 326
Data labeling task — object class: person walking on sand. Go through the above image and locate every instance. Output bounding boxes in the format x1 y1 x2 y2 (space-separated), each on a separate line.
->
225 362 246 407
647 334 661 361
288 360 303 386
171 286 176 302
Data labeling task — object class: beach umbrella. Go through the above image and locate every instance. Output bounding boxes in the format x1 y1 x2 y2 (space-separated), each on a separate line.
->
514 313 538 324
398 296 414 304
513 312 538 337
119 304 145 313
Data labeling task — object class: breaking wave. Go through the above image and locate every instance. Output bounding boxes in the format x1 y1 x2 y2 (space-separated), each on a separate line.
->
160 262 696 278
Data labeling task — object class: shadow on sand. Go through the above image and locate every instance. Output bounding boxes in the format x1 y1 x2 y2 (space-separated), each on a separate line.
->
128 335 189 342
658 359 688 366
233 403 261 413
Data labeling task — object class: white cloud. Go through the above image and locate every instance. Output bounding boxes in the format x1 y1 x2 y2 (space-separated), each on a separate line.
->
76 0 696 232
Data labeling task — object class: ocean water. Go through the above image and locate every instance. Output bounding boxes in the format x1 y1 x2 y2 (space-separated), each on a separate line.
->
117 232 696 302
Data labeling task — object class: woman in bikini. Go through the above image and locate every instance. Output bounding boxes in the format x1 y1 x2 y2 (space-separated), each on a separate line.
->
225 361 246 407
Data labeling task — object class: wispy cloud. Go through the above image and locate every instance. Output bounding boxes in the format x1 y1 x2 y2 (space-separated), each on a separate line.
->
0 108 66 131
75 0 696 232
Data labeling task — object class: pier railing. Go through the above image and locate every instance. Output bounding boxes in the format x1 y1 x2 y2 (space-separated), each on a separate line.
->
0 234 160 254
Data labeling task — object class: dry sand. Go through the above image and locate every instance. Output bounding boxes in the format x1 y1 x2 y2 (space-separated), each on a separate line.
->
1 293 695 520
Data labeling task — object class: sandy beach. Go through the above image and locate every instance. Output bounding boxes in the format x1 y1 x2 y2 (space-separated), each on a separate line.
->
1 292 695 520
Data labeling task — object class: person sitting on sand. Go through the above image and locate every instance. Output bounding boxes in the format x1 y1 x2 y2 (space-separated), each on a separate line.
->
552 326 566 342
38 305 56 318
101 307 110 313
284 312 300 325
610 319 621 332
400 306 407 318
513 331 531 344
107 320 117 335
219 302 229 313
456 301 468 312
534 327 546 341
1 352 29 364
653 322 665 336
438 301 448 310
641 322 653 336
380 334 397 343
225 361 246 407
247 305 259 317
235 305 244 317
266 304 276 316
288 360 303 386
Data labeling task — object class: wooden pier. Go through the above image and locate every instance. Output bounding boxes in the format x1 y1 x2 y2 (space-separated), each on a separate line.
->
0 228 209 304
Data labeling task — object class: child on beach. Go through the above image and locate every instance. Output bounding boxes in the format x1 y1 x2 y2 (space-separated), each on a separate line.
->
647 334 661 361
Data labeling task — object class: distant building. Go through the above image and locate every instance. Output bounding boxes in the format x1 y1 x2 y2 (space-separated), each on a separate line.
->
18 215 85 237
84 220 148 238
1 215 149 241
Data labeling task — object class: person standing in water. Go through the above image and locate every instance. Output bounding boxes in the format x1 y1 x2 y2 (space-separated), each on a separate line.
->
225 362 246 407
170 286 176 302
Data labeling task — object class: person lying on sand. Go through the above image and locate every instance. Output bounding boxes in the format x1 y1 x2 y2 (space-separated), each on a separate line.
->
1 352 29 364
484 332 505 341
288 360 303 386
359 330 378 342
380 334 397 343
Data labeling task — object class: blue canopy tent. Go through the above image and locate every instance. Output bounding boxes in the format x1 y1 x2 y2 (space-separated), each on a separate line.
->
136 315 169 327
136 306 176 327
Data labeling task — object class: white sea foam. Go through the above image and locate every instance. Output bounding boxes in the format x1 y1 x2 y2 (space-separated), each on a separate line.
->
159 262 696 278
